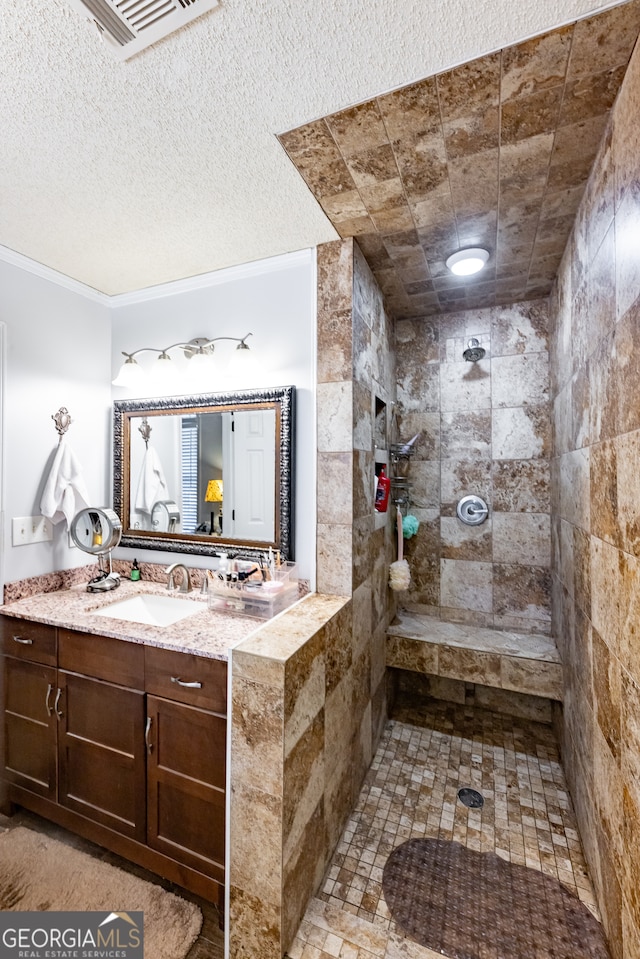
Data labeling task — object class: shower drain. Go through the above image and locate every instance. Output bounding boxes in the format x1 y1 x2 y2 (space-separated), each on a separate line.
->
457 787 484 808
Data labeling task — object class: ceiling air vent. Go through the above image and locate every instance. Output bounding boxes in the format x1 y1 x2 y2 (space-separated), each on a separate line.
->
68 0 219 60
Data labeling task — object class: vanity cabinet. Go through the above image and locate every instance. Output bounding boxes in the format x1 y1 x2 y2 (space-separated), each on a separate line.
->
1 616 227 909
144 646 227 885
4 655 58 800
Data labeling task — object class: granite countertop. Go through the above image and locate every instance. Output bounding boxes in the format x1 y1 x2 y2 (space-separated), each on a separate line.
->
0 578 261 661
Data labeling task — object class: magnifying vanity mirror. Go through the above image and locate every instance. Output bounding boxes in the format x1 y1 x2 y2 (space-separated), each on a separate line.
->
113 386 295 559
70 507 123 592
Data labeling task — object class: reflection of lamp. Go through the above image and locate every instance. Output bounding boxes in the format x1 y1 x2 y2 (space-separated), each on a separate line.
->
205 479 223 535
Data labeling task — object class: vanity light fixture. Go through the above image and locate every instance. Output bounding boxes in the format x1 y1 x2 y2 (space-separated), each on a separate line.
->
112 334 253 387
445 248 490 276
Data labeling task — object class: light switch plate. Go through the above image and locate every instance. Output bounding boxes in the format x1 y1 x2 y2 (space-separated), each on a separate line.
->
12 515 53 546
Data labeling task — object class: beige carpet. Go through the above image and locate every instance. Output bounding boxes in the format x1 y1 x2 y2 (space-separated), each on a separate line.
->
0 827 202 959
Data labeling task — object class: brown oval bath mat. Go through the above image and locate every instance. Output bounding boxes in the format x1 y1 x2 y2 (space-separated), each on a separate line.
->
382 838 610 959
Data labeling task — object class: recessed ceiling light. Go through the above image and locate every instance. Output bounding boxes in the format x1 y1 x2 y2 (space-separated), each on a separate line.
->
446 248 490 276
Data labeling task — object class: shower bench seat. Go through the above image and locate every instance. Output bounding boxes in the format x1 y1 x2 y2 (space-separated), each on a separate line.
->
386 610 563 702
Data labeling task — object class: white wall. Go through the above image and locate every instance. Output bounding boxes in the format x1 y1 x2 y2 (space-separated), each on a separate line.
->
0 257 112 585
110 249 317 584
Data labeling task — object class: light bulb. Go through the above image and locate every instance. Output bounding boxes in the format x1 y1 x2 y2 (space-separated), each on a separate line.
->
149 352 179 391
188 349 215 388
445 248 490 276
112 357 145 388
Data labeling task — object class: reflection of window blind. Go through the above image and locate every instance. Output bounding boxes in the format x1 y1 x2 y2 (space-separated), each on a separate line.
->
181 416 198 533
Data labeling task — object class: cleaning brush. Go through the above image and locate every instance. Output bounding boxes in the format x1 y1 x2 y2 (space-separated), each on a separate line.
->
389 506 411 591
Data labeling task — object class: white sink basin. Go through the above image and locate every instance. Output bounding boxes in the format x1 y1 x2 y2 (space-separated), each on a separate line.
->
94 593 203 627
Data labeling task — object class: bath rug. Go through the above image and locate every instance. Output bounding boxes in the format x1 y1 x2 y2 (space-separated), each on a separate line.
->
0 826 202 959
382 837 610 959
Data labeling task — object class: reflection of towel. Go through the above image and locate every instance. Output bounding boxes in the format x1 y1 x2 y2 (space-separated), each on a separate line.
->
40 436 91 528
135 447 170 514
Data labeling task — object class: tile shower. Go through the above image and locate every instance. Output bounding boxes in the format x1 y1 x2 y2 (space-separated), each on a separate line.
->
394 298 552 636
296 24 640 952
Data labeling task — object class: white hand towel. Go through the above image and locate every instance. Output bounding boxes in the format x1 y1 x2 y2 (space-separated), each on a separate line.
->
135 446 170 514
40 435 91 528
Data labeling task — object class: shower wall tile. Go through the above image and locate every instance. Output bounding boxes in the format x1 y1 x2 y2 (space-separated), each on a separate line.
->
439 606 495 628
554 383 573 456
441 410 492 458
317 452 353 525
493 512 551 566
492 405 550 459
572 367 591 450
616 300 640 437
592 626 622 761
440 515 492 560
590 439 620 547
317 382 353 452
397 363 440 411
439 644 502 686
501 656 563 699
549 35 640 956
491 352 549 407
440 360 491 411
395 298 552 630
317 309 353 383
559 447 591 531
441 458 492 508
493 562 552 623
440 559 493 612
396 411 441 460
353 379 373 452
409 460 440 509
403 511 441 608
589 329 618 443
492 459 551 511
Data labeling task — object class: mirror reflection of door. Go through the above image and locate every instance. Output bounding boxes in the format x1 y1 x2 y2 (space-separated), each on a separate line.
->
222 409 276 542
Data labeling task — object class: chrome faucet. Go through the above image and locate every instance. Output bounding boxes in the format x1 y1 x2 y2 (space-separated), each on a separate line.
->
166 563 191 593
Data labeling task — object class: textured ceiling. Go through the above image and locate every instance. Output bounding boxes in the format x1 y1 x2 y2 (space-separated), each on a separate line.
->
0 0 636 295
280 2 640 317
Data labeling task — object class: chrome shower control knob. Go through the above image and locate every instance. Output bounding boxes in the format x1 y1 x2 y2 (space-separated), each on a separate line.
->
456 495 489 526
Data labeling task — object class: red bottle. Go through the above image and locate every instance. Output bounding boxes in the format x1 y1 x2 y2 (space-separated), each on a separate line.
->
375 466 391 512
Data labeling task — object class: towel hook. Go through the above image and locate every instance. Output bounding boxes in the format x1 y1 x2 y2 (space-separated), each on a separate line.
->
52 407 72 441
138 417 152 449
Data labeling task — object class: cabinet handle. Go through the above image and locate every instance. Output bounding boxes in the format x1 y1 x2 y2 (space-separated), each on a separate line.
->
54 687 63 720
170 676 202 689
12 635 33 645
45 683 54 717
145 716 153 754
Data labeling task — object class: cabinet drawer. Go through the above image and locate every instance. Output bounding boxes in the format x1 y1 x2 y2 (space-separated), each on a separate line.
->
0 616 56 665
145 646 227 713
59 629 144 689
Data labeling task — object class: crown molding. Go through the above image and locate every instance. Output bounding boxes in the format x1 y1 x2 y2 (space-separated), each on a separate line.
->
0 244 109 304
0 244 314 308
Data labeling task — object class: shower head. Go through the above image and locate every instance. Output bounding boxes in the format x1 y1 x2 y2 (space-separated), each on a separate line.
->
463 338 486 362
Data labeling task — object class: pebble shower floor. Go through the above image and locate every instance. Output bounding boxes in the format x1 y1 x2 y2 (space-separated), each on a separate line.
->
287 700 607 959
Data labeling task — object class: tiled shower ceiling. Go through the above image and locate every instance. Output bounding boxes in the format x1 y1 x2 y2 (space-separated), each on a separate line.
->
279 2 640 318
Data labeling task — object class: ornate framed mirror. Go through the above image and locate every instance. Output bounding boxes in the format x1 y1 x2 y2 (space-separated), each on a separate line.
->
113 386 295 558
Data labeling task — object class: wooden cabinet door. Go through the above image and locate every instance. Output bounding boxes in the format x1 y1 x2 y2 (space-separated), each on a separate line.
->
146 695 226 883
57 671 146 842
3 657 57 800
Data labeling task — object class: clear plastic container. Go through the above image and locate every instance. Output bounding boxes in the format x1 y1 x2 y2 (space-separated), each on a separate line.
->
208 562 299 619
